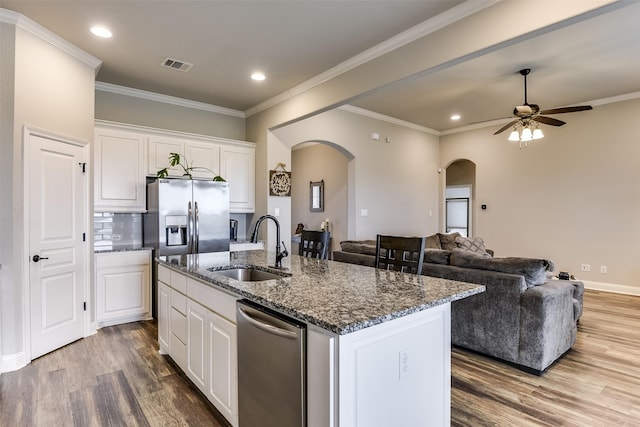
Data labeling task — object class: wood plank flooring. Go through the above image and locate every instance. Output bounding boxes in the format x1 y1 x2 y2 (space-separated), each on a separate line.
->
0 321 230 427
1 290 638 426
451 290 640 426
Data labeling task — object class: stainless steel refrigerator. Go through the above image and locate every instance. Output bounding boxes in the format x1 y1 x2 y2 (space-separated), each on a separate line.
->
144 179 230 255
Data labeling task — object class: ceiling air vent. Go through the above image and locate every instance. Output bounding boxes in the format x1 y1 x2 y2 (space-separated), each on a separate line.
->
161 57 193 72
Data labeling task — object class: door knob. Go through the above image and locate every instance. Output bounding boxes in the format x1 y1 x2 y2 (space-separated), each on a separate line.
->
32 255 49 262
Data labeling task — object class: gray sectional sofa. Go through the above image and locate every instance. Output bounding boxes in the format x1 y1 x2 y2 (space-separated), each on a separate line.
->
332 234 584 374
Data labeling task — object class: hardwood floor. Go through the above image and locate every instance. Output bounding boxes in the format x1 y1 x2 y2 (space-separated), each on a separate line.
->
1 290 638 426
451 290 640 426
0 321 230 427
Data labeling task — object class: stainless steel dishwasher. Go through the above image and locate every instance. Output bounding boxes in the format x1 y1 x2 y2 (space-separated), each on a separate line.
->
236 299 306 427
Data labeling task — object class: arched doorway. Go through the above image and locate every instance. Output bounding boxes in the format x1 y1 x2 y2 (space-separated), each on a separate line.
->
445 159 476 237
291 141 353 256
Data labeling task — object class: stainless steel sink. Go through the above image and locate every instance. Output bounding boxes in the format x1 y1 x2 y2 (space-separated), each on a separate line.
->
213 268 290 282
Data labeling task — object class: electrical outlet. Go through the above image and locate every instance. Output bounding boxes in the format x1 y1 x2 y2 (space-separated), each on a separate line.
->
581 264 590 272
399 350 409 379
600 266 607 274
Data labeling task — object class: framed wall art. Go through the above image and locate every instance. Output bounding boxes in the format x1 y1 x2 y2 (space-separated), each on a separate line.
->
269 163 292 197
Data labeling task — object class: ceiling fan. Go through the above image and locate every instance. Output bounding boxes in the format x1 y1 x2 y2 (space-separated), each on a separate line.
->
494 68 593 140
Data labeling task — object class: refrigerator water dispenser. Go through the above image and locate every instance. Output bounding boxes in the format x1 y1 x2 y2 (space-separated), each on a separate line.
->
165 215 187 246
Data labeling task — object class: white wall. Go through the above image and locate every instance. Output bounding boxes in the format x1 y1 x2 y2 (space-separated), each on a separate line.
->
274 108 440 241
440 98 640 292
0 17 97 368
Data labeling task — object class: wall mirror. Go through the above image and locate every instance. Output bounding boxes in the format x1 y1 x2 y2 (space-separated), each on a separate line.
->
310 180 324 212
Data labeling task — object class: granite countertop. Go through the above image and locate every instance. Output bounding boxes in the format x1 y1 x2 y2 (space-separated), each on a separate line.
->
94 245 153 254
158 250 485 335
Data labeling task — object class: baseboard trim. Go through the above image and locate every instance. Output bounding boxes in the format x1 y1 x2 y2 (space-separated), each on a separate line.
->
582 280 640 296
96 314 153 329
1 351 29 373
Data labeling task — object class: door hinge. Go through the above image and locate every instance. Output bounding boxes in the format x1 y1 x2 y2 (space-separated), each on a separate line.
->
83 301 87 311
78 162 87 173
83 232 86 242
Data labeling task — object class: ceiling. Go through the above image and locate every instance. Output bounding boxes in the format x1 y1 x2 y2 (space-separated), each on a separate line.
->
3 0 639 133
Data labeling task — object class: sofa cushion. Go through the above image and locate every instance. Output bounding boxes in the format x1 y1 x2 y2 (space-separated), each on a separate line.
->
437 232 461 251
424 249 451 265
339 240 377 256
454 236 490 256
450 250 555 287
425 234 442 249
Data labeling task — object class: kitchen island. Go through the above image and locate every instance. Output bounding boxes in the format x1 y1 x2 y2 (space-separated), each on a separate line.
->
157 250 484 427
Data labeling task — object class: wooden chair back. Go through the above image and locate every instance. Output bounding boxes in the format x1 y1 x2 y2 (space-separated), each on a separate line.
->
299 230 331 260
375 234 426 274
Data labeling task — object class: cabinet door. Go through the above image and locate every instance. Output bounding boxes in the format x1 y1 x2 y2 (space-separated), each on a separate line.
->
207 311 238 427
148 136 184 176
220 145 255 213
95 259 150 323
158 282 171 354
94 128 146 212
185 141 221 179
187 299 208 395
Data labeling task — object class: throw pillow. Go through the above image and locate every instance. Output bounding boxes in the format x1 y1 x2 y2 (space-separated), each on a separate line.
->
454 236 490 256
425 234 442 249
424 249 451 265
437 232 461 251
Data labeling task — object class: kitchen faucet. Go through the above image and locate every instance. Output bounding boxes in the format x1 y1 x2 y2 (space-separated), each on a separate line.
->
250 215 288 269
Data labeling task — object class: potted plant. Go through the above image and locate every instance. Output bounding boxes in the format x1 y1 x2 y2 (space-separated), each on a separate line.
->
156 152 225 181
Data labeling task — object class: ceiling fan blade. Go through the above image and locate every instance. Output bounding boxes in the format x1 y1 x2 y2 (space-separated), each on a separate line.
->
538 105 593 115
532 115 566 126
493 119 519 135
467 116 513 125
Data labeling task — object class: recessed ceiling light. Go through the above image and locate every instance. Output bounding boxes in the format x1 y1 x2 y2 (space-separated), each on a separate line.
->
251 72 266 81
90 26 112 38
450 114 461 121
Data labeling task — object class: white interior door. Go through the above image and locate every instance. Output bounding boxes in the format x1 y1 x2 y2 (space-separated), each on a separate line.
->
29 132 87 359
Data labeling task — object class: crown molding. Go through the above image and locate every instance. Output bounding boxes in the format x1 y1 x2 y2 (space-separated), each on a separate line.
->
95 82 246 118
0 8 101 73
244 0 500 118
339 105 440 136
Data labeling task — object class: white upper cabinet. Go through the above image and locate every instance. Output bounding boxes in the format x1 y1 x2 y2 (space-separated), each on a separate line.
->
221 144 255 213
147 136 184 177
94 125 147 212
147 137 221 179
185 141 221 179
95 121 255 213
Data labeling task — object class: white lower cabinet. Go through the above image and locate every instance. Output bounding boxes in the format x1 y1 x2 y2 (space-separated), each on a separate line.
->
158 265 238 427
187 299 208 394
158 282 171 354
206 310 238 424
95 250 151 327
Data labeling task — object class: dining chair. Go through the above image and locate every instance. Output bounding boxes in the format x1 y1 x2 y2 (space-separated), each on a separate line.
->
375 234 426 274
298 230 331 260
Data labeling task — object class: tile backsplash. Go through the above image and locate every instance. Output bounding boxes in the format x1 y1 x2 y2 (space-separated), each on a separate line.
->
94 213 143 249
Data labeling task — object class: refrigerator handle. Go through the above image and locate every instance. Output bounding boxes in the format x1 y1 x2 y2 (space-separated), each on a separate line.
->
194 201 199 253
187 201 193 253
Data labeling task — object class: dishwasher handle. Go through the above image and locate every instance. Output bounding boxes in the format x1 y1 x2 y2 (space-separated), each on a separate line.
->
237 306 299 339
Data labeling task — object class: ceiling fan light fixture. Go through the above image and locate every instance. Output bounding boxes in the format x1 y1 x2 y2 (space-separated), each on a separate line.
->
532 126 544 140
521 126 533 142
